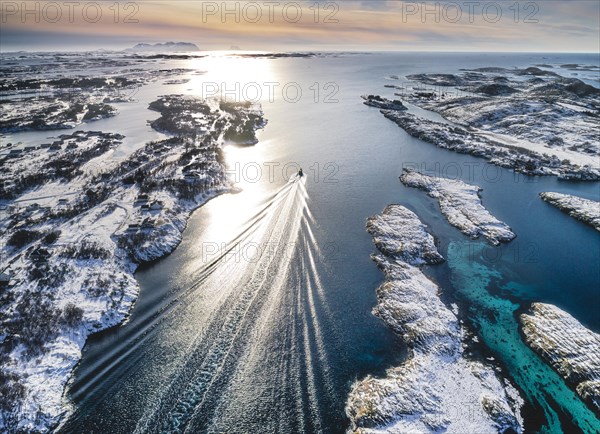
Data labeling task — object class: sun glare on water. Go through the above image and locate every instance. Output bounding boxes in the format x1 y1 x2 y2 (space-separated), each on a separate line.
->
186 52 279 103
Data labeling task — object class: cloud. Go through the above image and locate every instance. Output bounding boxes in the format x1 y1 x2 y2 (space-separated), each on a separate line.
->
1 0 598 52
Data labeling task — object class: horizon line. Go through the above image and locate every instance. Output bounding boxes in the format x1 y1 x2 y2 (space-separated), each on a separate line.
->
1 48 599 55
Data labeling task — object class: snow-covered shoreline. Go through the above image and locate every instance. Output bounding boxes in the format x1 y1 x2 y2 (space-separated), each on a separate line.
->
540 192 600 231
346 205 523 433
371 66 600 180
0 97 265 432
521 303 600 412
381 109 599 180
400 169 516 245
4 187 225 432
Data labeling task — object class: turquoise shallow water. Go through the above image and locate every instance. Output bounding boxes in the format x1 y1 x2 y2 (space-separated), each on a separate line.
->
446 242 598 433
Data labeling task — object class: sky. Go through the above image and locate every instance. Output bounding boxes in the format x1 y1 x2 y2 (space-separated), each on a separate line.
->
1 1 599 52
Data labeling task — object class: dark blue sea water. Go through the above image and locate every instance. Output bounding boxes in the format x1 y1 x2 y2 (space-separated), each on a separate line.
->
45 52 600 433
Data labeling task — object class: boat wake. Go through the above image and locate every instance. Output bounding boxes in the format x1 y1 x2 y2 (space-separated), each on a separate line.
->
61 175 340 433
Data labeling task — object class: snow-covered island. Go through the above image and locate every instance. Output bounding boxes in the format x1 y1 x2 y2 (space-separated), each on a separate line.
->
521 303 600 412
539 192 600 231
0 95 265 432
0 66 195 133
369 66 600 180
361 95 407 111
400 169 516 245
346 205 523 433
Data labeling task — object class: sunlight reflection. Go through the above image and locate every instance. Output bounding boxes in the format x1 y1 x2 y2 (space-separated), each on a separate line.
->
187 53 279 102
182 142 275 275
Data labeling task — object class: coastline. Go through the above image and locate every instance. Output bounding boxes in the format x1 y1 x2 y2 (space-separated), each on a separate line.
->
539 192 600 231
346 205 523 433
356 66 600 428
399 168 516 245
521 303 600 413
0 96 266 432
0 50 598 433
365 64 600 180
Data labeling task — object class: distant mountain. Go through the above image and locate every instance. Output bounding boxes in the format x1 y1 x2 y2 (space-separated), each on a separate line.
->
126 42 199 53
